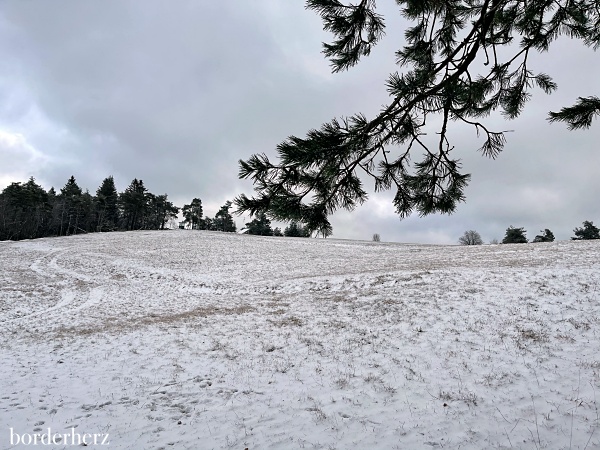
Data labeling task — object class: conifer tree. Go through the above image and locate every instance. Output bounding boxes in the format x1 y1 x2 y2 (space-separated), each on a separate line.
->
203 217 214 231
213 201 236 232
95 176 119 231
59 176 84 235
572 221 600 240
147 194 179 230
0 177 51 240
119 178 148 230
243 212 273 236
79 190 94 233
284 221 310 238
182 198 204 230
236 0 600 235
533 229 555 242
502 226 528 244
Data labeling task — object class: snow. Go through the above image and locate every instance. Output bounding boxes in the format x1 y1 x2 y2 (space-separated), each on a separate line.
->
1 230 599 449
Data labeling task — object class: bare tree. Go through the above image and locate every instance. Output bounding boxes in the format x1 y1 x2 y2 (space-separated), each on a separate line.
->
372 233 380 242
458 230 483 246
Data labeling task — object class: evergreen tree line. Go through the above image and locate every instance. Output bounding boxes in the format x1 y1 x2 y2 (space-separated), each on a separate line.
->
500 222 600 243
0 175 180 241
459 222 600 245
0 175 314 241
181 203 310 238
180 198 237 233
243 212 311 238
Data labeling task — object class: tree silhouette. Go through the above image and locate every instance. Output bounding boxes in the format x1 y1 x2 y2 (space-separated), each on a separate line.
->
502 226 527 244
572 221 600 240
237 0 600 235
458 230 483 245
532 229 555 243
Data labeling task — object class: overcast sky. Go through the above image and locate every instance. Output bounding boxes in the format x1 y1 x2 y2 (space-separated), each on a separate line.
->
1 1 599 244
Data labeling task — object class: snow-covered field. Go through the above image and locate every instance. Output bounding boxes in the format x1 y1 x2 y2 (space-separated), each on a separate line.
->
1 230 599 449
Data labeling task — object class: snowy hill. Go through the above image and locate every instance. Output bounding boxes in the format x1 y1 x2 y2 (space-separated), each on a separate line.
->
1 230 599 449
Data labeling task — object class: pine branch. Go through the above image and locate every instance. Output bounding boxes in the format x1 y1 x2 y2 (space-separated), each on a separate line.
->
548 96 600 129
237 0 600 235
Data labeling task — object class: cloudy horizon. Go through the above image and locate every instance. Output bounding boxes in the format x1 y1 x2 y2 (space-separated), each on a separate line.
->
1 1 599 244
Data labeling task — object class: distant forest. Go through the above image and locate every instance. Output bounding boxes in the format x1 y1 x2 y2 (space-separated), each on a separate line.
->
0 176 181 241
0 176 311 241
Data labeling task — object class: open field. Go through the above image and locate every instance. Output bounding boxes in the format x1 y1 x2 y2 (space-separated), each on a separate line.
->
1 230 599 449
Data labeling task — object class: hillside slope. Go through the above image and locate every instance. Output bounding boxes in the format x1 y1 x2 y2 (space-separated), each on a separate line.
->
1 231 599 449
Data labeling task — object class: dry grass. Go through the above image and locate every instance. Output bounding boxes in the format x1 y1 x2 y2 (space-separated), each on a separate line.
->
51 305 255 338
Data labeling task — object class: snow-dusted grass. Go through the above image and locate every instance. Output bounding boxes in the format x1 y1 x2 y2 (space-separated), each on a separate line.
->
1 230 599 449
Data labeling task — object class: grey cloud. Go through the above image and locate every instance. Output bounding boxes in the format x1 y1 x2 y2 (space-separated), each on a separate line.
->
0 130 49 186
0 1 598 241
